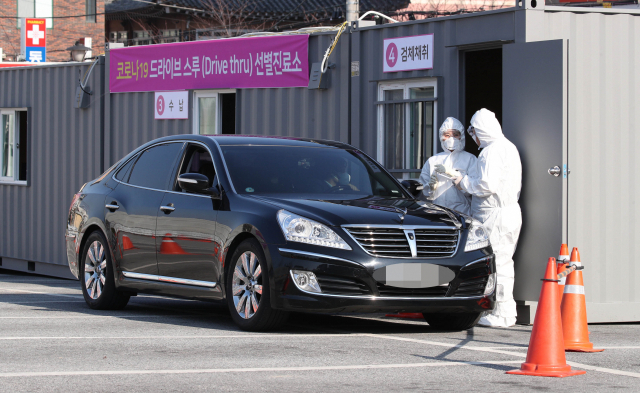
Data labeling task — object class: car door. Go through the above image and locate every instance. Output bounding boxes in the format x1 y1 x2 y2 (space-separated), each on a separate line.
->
105 142 184 276
155 143 220 283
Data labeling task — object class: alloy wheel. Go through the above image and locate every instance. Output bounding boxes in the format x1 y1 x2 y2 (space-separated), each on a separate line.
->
232 251 263 319
84 240 107 300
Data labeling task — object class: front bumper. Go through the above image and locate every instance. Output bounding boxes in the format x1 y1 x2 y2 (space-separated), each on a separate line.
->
269 245 496 314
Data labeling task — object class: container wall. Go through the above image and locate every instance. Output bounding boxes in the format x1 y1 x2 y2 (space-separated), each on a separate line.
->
352 11 516 157
108 92 191 164
544 11 640 321
0 61 105 267
237 33 350 143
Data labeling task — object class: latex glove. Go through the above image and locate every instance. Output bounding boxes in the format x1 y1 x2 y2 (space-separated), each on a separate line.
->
434 164 447 174
428 173 438 190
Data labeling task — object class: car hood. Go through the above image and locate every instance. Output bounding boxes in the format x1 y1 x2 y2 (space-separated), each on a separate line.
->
246 195 464 228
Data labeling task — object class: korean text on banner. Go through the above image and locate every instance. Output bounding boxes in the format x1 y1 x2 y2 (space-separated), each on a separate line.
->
110 35 309 93
383 34 433 73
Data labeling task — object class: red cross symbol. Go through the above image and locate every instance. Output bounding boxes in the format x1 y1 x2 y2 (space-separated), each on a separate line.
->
27 23 45 46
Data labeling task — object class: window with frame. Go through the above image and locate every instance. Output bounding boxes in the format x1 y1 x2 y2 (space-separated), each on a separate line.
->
377 80 437 180
193 90 236 135
1 110 28 184
17 0 53 28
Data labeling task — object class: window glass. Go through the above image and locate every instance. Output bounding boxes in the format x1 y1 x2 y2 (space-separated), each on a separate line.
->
127 143 183 190
221 146 405 198
86 0 96 23
198 97 216 134
2 114 15 178
114 157 135 182
176 145 216 192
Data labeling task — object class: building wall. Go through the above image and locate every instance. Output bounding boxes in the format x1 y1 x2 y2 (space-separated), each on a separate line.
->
0 0 105 62
0 60 105 276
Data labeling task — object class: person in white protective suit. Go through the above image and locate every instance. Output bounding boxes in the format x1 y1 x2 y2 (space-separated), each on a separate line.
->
418 117 477 215
450 108 522 328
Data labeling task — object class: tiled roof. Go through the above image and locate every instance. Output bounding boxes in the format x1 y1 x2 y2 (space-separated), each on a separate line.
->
106 0 410 15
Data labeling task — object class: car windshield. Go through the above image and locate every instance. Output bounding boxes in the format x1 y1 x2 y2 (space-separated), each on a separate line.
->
220 145 407 198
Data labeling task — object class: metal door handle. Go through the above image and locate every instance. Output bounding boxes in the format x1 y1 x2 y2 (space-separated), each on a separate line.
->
160 205 175 213
105 204 119 211
548 166 561 177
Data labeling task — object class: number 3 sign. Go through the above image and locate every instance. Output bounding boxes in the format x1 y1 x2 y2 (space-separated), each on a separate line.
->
383 34 434 73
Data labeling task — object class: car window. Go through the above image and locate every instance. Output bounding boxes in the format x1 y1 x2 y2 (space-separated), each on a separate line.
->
127 143 183 190
175 144 216 192
114 157 135 182
220 146 406 198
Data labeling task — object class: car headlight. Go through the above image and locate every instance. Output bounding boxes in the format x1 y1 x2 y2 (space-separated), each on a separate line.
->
277 210 352 250
461 214 490 252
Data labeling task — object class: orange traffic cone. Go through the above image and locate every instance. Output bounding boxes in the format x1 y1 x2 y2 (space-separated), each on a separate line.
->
159 234 188 255
560 248 604 353
122 235 136 251
557 244 570 300
385 313 424 319
507 258 586 377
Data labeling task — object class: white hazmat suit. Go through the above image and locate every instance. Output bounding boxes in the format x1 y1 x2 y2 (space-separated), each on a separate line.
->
457 109 522 328
419 117 477 215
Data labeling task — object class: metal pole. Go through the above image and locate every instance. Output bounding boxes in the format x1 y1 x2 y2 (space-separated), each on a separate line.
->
346 0 359 22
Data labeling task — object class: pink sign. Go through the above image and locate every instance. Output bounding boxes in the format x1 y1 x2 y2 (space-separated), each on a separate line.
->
110 35 309 93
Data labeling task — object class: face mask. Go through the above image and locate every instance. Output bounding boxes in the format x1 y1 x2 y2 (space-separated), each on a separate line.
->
443 137 461 151
336 172 350 185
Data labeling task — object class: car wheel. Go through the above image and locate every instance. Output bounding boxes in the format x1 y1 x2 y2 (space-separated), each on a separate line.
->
226 239 289 331
80 231 130 310
422 312 482 331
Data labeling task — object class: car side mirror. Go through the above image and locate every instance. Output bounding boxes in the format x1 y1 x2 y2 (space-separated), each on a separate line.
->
400 179 424 198
178 173 221 199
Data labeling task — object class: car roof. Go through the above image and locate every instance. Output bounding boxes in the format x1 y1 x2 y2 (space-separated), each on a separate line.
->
204 135 352 149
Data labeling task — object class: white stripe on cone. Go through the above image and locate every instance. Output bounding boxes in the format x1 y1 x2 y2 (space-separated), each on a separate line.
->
559 277 566 285
564 285 585 295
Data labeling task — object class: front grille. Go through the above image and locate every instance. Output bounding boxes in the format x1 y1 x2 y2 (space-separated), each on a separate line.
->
343 226 459 258
377 283 448 298
316 274 372 296
414 229 458 257
452 276 489 297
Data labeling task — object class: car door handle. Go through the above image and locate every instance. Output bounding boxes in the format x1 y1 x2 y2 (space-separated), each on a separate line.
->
160 205 175 213
105 203 120 211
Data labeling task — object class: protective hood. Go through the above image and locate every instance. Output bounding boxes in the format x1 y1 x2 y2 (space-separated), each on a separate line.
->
469 108 503 149
439 117 465 153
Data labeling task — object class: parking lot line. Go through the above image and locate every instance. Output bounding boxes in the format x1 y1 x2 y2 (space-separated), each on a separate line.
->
366 333 640 379
0 333 366 340
0 360 524 378
0 300 86 304
0 289 82 299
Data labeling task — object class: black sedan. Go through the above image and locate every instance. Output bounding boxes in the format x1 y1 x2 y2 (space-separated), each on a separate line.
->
66 135 496 331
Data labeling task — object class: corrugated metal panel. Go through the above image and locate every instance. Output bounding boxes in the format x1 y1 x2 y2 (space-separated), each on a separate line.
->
544 11 640 321
238 33 350 143
108 92 190 163
0 62 104 266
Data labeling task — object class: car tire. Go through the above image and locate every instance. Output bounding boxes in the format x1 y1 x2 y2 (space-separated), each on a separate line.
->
79 231 130 310
226 238 289 331
422 312 482 331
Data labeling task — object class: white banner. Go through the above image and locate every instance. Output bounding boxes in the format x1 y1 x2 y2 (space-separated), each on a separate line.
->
383 34 434 73
154 91 189 119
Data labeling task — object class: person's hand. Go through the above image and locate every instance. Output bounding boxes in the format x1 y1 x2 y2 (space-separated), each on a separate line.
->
452 176 463 190
434 164 447 174
428 173 438 190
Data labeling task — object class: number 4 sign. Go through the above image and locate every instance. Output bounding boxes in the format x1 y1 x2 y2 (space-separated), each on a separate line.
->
383 34 433 73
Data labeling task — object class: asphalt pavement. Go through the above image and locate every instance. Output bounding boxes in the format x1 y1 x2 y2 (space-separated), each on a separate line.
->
1 268 639 392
